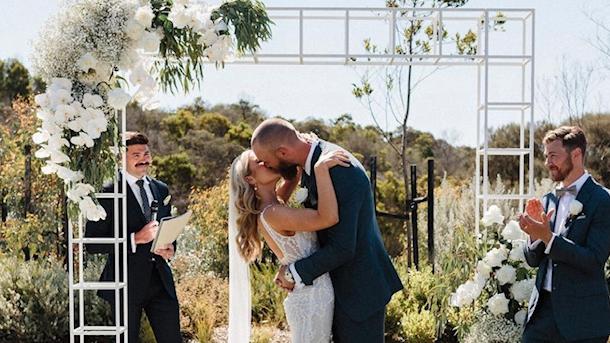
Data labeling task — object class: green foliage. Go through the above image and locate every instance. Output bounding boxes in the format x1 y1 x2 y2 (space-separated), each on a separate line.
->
198 112 231 137
161 109 196 140
250 262 286 327
0 256 69 342
0 59 33 103
151 0 272 93
227 121 254 146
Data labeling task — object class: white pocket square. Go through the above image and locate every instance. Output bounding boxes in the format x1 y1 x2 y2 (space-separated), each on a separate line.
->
163 195 172 206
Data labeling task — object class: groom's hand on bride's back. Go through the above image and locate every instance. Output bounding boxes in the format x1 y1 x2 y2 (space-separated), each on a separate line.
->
274 265 295 292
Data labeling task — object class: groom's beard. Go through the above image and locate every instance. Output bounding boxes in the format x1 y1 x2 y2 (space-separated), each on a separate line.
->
277 160 298 180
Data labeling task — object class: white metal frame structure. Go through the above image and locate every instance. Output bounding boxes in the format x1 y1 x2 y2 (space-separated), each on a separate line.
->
69 108 129 342
67 6 534 341
235 7 535 235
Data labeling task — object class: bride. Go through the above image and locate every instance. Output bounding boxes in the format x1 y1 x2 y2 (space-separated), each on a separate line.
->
228 148 350 343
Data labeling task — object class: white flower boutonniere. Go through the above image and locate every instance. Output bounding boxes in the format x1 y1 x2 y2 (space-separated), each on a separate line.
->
163 194 172 206
294 187 308 205
569 200 583 216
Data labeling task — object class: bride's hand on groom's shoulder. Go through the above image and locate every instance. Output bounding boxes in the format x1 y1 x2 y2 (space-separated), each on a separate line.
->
315 150 351 171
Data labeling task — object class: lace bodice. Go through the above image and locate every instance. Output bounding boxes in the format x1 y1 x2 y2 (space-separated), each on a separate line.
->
259 206 319 265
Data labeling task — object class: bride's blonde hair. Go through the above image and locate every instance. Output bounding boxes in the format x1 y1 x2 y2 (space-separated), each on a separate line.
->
229 150 263 263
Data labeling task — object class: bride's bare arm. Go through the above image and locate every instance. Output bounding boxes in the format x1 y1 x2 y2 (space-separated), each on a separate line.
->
264 151 351 232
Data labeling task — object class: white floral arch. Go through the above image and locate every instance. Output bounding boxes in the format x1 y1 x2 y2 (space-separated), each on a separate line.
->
31 0 271 221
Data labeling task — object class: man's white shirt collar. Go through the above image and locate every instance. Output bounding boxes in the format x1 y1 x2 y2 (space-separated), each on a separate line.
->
123 170 150 187
304 140 319 176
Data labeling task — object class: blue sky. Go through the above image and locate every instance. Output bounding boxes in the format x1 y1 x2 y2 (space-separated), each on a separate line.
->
2 0 609 146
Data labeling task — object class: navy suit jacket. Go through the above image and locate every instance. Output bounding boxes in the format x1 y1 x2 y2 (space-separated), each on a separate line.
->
84 175 177 304
294 141 403 322
524 176 610 341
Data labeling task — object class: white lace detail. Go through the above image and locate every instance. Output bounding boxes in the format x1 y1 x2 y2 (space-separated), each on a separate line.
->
260 207 334 343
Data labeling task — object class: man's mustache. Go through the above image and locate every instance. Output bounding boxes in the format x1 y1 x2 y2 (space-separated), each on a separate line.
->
136 162 151 167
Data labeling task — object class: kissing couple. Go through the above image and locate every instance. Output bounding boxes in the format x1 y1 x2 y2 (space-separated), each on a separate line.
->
228 118 404 343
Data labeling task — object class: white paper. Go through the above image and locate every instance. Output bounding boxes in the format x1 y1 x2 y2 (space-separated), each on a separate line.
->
150 210 192 252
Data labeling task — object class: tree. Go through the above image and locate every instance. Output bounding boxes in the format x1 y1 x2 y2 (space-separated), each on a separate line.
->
0 59 32 104
351 0 490 265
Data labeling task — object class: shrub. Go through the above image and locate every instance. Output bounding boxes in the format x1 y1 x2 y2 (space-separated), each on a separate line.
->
176 273 228 342
0 256 69 342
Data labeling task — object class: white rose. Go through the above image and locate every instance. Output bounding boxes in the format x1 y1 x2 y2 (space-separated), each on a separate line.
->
107 88 131 109
569 200 583 216
138 30 162 53
295 188 308 204
481 205 504 227
168 6 191 29
134 6 155 27
34 93 50 108
125 19 146 41
495 265 517 286
450 280 482 308
483 246 508 268
199 29 219 47
502 220 525 241
82 93 104 109
51 89 74 106
76 53 98 72
514 309 527 325
476 260 492 279
510 278 535 303
509 240 526 263
49 78 72 91
487 293 510 316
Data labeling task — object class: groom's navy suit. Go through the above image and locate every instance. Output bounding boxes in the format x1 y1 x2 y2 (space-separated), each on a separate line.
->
85 174 181 343
295 141 403 342
523 176 610 342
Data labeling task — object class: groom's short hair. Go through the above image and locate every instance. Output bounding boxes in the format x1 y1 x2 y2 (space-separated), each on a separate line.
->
543 126 587 158
124 131 149 148
251 118 299 150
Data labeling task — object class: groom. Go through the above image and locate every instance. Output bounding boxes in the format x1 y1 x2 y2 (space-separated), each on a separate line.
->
519 126 610 343
251 118 403 342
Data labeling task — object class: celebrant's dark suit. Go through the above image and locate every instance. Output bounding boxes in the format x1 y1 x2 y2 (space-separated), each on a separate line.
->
523 176 610 342
85 174 180 343
295 140 404 343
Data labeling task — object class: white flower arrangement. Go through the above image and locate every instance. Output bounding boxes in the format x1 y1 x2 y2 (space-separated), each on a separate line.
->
481 205 505 227
569 200 583 217
450 205 535 332
294 188 309 205
30 0 270 221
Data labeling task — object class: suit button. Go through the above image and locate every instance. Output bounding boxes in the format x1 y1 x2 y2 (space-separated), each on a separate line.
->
151 257 156 262
553 263 558 267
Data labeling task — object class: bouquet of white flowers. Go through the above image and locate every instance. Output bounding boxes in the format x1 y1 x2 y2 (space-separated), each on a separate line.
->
450 205 535 342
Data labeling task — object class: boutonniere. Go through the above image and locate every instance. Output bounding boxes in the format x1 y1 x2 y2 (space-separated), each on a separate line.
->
163 195 172 206
294 187 308 205
566 200 583 225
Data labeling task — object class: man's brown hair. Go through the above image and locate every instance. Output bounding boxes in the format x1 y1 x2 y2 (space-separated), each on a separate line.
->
124 131 149 147
543 126 587 158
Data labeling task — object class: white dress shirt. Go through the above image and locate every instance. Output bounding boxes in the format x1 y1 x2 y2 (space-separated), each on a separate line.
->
124 171 155 253
530 172 589 292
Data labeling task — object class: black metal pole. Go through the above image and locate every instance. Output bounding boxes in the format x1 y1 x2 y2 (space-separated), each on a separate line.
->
410 164 419 270
427 159 435 273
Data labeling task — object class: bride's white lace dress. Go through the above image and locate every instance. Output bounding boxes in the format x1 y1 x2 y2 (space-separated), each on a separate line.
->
260 206 334 343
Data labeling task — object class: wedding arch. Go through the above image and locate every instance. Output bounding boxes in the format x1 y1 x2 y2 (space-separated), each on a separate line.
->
30 1 534 341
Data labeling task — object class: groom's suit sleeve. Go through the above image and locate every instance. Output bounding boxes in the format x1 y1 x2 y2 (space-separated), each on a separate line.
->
293 165 366 286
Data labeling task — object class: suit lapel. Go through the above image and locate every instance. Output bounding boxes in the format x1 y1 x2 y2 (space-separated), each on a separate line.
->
305 143 323 208
561 176 594 237
148 177 161 203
